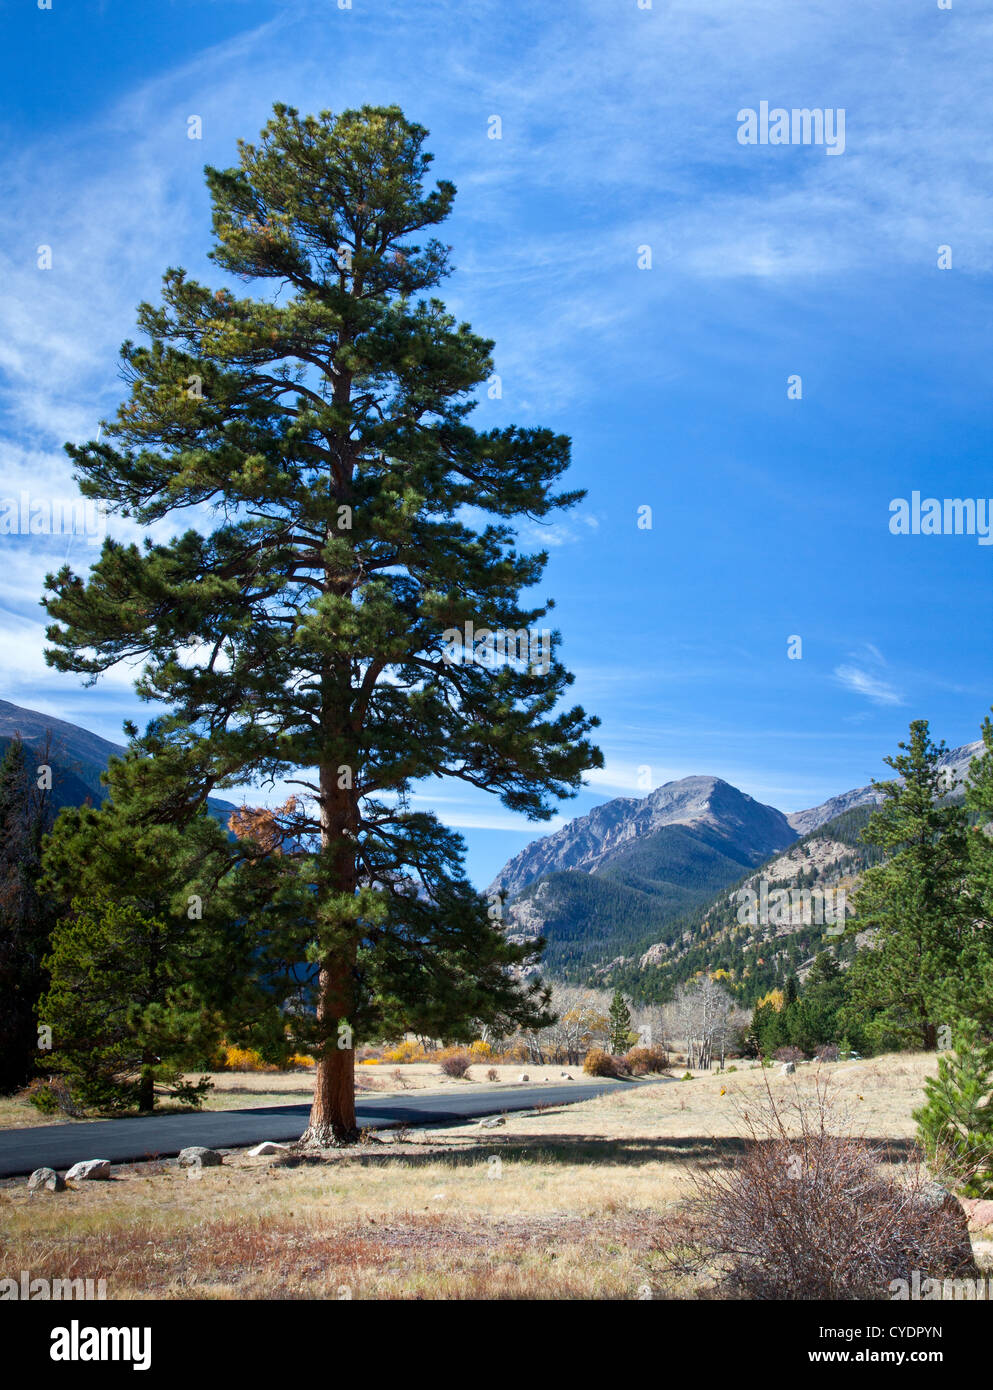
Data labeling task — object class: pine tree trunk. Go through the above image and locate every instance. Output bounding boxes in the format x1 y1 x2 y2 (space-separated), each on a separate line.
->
138 1061 155 1112
304 980 358 1144
302 756 359 1146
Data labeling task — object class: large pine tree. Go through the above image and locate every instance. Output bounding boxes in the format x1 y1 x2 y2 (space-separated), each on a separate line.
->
43 105 600 1142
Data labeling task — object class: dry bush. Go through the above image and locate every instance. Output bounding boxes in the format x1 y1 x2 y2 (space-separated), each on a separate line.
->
486 1068 499 1082
773 1045 805 1064
439 1051 472 1079
815 1044 840 1063
583 1049 630 1078
623 1045 670 1076
682 1077 977 1300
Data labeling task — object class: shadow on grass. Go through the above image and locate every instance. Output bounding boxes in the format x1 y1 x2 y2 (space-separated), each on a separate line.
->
299 1131 920 1174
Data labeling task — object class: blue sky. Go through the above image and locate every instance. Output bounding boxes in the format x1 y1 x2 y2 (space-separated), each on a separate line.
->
0 0 990 887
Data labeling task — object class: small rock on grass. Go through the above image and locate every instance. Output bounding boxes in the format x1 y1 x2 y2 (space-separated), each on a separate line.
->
247 1141 290 1157
27 1167 65 1192
178 1146 223 1167
477 1116 506 1129
65 1159 111 1181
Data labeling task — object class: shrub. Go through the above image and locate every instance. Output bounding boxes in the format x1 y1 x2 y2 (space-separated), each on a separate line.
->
382 1040 429 1064
486 1068 499 1082
584 1049 632 1078
623 1045 671 1076
25 1080 58 1114
685 1078 977 1298
773 1046 805 1064
816 1044 840 1063
25 1077 83 1116
469 1040 494 1059
726 1065 738 1074
439 1050 472 1079
584 1048 618 1077
391 1068 410 1090
681 1071 693 1081
218 1044 278 1073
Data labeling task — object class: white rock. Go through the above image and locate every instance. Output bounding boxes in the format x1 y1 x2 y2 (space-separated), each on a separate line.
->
780 1061 796 1076
178 1146 222 1167
28 1167 65 1192
247 1141 289 1157
560 1072 573 1079
65 1159 111 1181
477 1116 506 1128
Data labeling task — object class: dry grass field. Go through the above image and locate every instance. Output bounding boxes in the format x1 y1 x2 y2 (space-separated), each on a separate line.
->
3 1052 989 1300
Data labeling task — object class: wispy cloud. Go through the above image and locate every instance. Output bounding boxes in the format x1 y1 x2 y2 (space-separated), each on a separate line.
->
833 663 904 707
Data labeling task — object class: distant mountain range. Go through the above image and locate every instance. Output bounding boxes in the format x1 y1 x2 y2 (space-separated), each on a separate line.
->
2 696 984 997
0 699 238 821
490 741 984 985
785 740 980 836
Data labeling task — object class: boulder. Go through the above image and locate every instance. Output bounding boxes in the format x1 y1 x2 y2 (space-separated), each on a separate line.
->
247 1141 289 1157
958 1197 993 1232
917 1182 979 1275
177 1146 222 1168
780 1061 796 1076
477 1116 506 1129
560 1072 573 1080
65 1159 111 1181
517 1073 530 1083
27 1167 65 1193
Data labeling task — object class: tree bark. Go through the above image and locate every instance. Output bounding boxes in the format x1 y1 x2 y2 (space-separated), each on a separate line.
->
302 758 359 1145
304 969 358 1144
138 1060 155 1112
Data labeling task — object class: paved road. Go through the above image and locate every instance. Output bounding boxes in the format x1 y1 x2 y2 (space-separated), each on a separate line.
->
0 1079 651 1178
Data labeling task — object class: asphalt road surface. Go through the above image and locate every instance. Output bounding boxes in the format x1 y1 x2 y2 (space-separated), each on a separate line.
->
0 1078 654 1178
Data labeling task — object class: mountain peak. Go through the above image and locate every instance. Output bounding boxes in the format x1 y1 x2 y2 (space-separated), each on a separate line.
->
490 773 796 900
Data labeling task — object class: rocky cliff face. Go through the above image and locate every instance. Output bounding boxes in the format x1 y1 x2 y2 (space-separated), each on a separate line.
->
490 775 797 899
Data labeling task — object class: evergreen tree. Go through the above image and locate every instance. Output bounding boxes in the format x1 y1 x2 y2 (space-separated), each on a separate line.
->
39 897 219 1112
844 720 969 1050
960 710 993 1030
42 105 599 1142
0 735 56 1092
782 952 846 1053
914 1019 993 1196
608 989 632 1054
38 749 279 1110
750 997 786 1057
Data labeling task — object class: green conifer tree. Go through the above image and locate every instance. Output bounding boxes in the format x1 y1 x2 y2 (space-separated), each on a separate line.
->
845 720 969 1050
0 735 56 1092
42 105 599 1142
38 750 274 1110
914 1019 993 1196
608 989 632 1054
